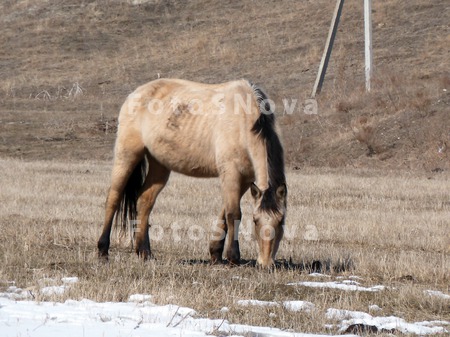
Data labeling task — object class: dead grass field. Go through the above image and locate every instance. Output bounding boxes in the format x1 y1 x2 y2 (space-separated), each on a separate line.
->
0 158 448 335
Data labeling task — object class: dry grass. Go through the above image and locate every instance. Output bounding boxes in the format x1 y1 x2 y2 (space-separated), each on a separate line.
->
0 158 448 335
1 0 449 170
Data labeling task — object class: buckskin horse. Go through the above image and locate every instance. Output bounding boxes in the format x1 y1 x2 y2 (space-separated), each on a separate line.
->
97 78 287 267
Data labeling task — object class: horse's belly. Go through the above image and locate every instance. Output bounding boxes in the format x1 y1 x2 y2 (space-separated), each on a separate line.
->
166 156 219 178
148 136 219 178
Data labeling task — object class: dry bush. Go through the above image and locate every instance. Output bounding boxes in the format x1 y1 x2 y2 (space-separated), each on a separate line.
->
350 116 376 156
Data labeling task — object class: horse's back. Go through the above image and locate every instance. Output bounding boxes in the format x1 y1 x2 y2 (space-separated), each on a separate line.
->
118 78 258 178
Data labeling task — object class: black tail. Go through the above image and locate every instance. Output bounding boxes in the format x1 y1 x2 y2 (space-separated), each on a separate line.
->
116 157 148 240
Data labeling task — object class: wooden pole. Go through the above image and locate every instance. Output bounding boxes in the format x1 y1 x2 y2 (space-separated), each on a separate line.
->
364 0 373 91
311 0 345 98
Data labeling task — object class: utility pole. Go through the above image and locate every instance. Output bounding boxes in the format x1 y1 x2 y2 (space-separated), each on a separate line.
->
311 0 345 98
311 0 374 96
364 0 373 91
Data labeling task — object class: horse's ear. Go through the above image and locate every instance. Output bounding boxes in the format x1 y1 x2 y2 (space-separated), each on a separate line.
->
276 183 287 201
250 183 262 200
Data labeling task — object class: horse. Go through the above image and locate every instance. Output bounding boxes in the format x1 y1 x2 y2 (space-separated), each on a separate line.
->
97 78 287 267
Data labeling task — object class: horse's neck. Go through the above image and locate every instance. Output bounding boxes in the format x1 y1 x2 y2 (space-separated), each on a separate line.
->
249 137 270 190
248 130 285 191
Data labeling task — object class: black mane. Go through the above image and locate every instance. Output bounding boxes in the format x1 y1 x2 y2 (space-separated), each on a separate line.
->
249 82 286 212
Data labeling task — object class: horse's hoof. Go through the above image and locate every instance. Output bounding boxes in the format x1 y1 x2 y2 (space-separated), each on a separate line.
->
210 256 223 265
136 249 153 261
227 259 241 267
226 251 241 266
98 250 109 259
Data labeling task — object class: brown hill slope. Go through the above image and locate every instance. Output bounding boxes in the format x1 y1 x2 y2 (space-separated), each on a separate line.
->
0 0 448 170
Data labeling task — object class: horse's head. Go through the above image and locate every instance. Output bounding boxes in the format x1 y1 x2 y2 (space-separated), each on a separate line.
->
250 183 287 268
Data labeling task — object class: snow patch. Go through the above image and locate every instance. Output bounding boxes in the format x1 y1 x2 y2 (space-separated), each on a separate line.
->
368 304 382 312
327 308 372 321
348 276 363 280
0 297 357 337
326 308 448 335
416 320 450 327
0 286 33 300
342 280 360 285
283 300 315 312
1 276 446 337
41 285 67 296
425 290 450 300
237 299 315 312
236 299 278 307
309 273 331 278
61 277 79 284
287 281 385 292
128 294 153 303
39 276 78 297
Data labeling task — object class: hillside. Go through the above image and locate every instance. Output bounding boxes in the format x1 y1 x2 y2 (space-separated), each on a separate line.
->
0 0 449 170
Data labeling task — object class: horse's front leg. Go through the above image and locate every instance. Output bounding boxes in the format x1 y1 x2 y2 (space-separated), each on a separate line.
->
218 173 246 266
224 206 241 265
209 208 227 264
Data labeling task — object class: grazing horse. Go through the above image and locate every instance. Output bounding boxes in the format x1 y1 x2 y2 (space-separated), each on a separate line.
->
97 78 287 267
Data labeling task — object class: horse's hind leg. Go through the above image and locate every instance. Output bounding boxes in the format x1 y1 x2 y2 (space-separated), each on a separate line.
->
97 137 144 259
134 156 170 259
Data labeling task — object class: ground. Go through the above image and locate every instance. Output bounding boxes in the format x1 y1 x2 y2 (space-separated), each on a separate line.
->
0 1 449 336
0 159 448 336
0 0 448 169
